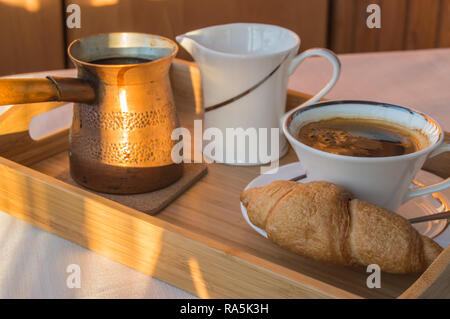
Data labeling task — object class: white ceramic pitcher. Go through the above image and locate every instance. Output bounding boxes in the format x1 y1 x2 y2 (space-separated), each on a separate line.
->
177 23 341 165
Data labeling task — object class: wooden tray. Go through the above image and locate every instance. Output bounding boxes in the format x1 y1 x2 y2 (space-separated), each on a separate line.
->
0 59 449 299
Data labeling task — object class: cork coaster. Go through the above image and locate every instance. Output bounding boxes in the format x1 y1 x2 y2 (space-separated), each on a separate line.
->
56 163 207 215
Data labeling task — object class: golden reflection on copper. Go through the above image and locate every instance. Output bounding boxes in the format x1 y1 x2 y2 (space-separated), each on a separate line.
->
118 88 131 161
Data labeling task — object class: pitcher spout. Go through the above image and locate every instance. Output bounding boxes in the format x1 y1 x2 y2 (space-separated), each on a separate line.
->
176 33 200 57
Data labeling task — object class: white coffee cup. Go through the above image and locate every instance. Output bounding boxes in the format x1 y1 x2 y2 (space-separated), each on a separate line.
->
177 23 341 165
282 100 450 212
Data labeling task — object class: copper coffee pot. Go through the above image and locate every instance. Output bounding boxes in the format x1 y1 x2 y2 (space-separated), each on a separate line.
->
0 33 183 194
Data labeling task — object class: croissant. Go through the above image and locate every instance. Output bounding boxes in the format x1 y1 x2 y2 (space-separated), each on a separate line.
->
240 180 443 274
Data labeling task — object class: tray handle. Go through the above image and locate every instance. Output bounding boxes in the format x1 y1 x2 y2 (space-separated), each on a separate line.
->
0 101 69 166
399 246 450 298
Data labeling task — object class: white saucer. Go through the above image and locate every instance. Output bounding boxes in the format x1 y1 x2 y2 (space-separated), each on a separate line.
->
240 162 449 239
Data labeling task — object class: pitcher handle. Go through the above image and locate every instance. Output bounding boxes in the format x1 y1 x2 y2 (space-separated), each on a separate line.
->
403 142 450 202
288 48 341 107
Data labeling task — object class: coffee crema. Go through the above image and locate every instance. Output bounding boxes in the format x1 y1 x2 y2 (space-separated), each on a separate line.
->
297 117 428 157
89 57 154 65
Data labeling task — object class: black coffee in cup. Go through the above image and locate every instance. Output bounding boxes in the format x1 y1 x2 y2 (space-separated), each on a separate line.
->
297 117 429 157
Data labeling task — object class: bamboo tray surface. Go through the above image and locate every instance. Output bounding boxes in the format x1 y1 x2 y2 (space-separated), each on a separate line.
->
1 59 449 299
32 147 420 298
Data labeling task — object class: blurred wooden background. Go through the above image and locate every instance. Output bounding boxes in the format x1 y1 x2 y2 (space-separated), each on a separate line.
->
0 0 449 76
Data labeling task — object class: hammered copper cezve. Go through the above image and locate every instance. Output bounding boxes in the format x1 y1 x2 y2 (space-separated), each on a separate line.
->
0 33 183 194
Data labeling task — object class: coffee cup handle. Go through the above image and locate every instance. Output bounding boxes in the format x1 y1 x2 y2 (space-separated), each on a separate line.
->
288 48 341 107
403 142 450 202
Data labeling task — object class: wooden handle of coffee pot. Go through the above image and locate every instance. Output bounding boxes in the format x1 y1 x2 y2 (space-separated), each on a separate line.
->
0 77 95 106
